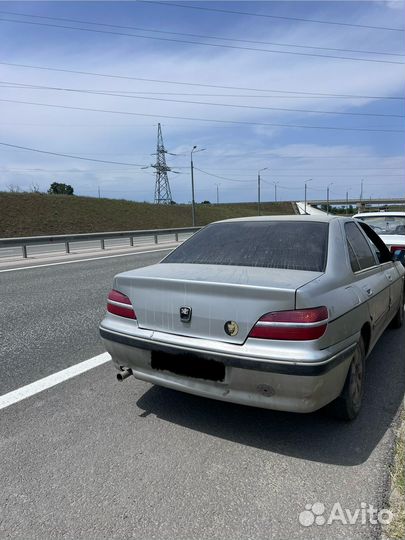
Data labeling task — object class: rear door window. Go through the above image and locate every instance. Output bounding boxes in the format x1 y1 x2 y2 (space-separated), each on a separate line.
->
163 221 329 272
357 221 393 264
345 222 377 272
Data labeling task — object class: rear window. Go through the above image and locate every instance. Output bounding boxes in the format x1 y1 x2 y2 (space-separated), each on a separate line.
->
162 221 329 272
345 222 377 272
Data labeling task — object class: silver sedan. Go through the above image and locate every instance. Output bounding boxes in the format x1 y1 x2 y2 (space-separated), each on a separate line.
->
100 215 404 420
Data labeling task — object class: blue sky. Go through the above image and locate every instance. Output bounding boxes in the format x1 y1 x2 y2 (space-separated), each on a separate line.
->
0 0 404 203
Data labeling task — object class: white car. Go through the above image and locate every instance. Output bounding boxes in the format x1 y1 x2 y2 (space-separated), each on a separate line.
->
353 212 405 254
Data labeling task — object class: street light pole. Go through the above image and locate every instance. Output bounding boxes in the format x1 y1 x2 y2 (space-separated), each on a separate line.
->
346 189 349 215
190 145 205 226
273 181 279 202
360 178 364 201
304 179 312 214
257 167 268 215
191 146 196 226
327 182 333 215
215 183 220 204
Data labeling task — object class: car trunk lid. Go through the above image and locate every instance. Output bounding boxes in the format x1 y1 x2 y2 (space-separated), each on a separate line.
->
114 263 322 344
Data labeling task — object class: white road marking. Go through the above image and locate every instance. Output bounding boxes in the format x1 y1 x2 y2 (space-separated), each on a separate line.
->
0 352 112 411
0 246 175 273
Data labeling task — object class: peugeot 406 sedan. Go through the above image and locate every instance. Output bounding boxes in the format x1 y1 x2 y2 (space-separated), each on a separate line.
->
100 216 404 420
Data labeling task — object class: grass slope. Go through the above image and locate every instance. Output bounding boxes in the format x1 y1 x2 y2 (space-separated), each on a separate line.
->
0 193 295 238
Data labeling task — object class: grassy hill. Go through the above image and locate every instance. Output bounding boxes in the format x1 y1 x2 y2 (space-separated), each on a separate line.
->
0 192 296 238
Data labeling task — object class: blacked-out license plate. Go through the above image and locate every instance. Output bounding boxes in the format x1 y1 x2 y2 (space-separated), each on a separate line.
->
151 350 225 382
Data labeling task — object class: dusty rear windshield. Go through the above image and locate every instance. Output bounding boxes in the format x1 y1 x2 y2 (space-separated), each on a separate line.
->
162 221 329 272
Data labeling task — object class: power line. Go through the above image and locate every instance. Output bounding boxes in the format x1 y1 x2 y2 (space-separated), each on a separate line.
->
1 98 403 133
0 17 404 65
0 142 143 166
179 166 405 171
2 80 403 118
0 84 400 100
1 144 403 161
0 122 161 127
1 168 142 173
185 167 405 182
1 10 403 57
143 1 405 32
1 61 403 101
194 167 254 183
256 174 405 177
6 167 404 176
199 150 405 159
358 182 405 186
79 188 152 193
195 168 405 178
2 148 403 163
218 154 405 160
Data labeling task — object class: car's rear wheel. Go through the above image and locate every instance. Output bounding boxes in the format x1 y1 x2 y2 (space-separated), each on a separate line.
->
390 290 404 329
329 337 365 421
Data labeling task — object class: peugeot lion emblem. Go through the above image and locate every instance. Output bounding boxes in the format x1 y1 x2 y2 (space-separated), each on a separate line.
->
180 306 192 323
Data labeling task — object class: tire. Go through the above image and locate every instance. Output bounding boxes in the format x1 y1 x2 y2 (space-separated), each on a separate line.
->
390 290 404 329
329 337 365 421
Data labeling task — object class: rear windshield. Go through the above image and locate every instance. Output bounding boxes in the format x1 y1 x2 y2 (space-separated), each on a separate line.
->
163 221 329 271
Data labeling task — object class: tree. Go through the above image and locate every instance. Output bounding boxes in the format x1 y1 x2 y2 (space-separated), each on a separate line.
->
48 182 74 195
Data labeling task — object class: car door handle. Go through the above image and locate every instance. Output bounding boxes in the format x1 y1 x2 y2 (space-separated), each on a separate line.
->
385 273 393 281
365 288 373 296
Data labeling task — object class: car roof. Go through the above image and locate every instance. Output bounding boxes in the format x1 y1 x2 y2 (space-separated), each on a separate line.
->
213 214 341 224
353 212 405 218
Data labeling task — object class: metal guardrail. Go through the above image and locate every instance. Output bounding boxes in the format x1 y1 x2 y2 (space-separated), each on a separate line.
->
0 227 201 259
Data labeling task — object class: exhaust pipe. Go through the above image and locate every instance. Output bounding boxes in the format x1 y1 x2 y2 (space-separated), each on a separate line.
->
117 368 132 382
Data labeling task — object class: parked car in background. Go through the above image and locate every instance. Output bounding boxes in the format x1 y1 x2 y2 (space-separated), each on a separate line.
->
354 212 405 258
100 216 404 421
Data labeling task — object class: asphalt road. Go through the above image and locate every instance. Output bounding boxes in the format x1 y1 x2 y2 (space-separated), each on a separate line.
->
1 250 404 539
0 249 173 394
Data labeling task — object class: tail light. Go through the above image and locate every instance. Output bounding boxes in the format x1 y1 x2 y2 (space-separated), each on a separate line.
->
249 306 328 341
107 290 136 319
390 245 405 253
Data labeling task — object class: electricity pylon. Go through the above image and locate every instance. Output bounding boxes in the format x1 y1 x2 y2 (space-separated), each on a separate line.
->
152 123 173 204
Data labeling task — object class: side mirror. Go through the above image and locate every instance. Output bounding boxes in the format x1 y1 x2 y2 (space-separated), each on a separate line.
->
392 249 405 264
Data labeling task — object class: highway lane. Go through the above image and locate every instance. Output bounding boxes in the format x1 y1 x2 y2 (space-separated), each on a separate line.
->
1 252 404 539
0 249 171 395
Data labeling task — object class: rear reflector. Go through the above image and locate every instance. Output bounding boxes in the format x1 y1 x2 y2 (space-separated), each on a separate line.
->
249 306 328 341
107 289 136 319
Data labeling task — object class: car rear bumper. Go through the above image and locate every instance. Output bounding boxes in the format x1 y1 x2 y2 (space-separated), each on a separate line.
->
100 324 356 413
